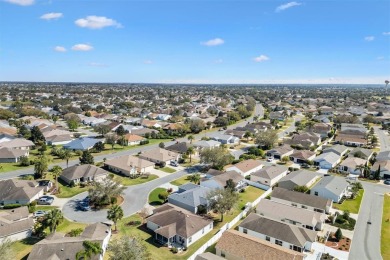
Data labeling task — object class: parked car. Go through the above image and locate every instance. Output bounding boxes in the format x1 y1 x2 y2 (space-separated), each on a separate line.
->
301 163 310 168
37 196 54 205
78 201 91 211
384 179 390 185
33 210 47 218
170 161 179 167
267 157 274 162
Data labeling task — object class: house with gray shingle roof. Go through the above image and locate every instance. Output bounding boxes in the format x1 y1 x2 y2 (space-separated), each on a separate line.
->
63 137 102 151
310 176 351 203
348 147 374 160
251 165 289 187
313 152 341 169
168 184 211 214
0 206 34 243
60 164 108 185
0 179 44 205
278 170 321 191
238 213 318 252
322 144 349 156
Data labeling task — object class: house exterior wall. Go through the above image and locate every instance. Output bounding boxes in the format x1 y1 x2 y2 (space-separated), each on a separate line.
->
0 158 18 163
270 197 330 214
146 220 160 232
0 229 32 243
226 165 263 177
310 188 347 203
48 140 72 146
185 222 213 247
251 171 288 187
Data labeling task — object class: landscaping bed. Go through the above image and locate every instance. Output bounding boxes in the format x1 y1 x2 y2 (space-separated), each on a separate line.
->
325 234 351 251
331 214 356 231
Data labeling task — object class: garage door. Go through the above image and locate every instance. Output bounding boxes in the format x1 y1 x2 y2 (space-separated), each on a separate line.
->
384 174 390 179
274 155 281 159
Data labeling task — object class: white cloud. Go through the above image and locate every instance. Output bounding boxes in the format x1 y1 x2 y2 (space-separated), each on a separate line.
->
89 62 108 67
201 38 224 46
40 12 63 20
383 32 390 36
275 2 302 12
75 16 122 29
4 0 34 6
71 44 93 51
253 55 270 62
364 36 375 41
54 46 66 52
143 60 153 64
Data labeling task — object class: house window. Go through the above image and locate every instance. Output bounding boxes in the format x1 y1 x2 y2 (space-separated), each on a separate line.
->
209 224 212 228
243 229 247 234
290 245 302 252
301 205 307 209
314 192 319 196
188 237 192 243
275 240 283 246
202 228 205 234
291 203 297 207
221 252 226 258
266 236 270 241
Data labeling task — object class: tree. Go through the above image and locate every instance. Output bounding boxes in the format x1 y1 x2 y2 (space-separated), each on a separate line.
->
189 119 205 133
19 155 30 166
88 177 125 207
254 130 279 149
51 165 62 192
67 119 79 132
34 155 49 179
189 173 201 184
18 125 31 139
76 241 103 260
43 208 63 233
79 150 94 165
186 146 195 162
94 124 111 137
244 131 252 142
188 135 194 144
158 142 165 148
306 120 315 130
93 141 105 153
335 228 343 242
207 188 239 222
0 239 15 260
108 235 150 260
30 126 45 144
107 205 124 231
375 165 381 180
105 134 117 150
115 125 127 147
281 156 290 163
226 179 236 191
199 146 234 170
59 149 72 168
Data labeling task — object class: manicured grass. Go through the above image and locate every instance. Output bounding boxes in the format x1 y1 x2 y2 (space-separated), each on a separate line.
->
333 189 364 214
114 174 159 186
170 175 191 186
0 163 32 173
381 194 390 260
159 167 176 173
10 237 41 260
237 186 265 209
45 176 89 198
56 218 88 233
148 188 167 205
35 205 58 212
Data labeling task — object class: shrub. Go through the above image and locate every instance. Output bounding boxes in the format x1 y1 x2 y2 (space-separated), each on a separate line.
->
19 156 30 166
3 204 23 209
171 247 178 253
335 228 343 242
158 191 169 202
110 197 118 205
68 228 84 237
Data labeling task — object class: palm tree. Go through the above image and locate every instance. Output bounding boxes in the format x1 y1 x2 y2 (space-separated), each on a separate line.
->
189 173 201 185
51 165 62 193
44 209 63 233
76 241 103 260
107 205 124 231
356 164 365 178
243 131 252 142
188 135 194 144
187 146 195 163
60 149 72 168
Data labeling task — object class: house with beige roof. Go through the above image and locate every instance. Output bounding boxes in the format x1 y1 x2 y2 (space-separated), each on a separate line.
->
289 150 316 164
139 148 179 165
60 164 108 185
267 144 294 160
338 157 367 175
146 204 213 248
251 165 289 187
278 169 322 191
0 206 34 243
0 179 44 205
225 159 263 177
0 138 34 151
0 147 29 163
104 155 155 176
124 133 146 146
239 214 318 253
200 170 246 191
215 230 305 260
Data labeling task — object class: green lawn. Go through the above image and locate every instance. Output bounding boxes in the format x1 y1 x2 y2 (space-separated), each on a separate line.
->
114 174 159 186
56 218 88 233
10 237 41 260
381 194 390 260
333 189 364 214
170 175 191 186
148 188 167 205
159 167 176 173
35 205 58 212
237 186 265 209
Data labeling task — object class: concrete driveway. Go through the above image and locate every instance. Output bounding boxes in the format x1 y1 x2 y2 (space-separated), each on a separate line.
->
375 126 390 152
62 168 193 223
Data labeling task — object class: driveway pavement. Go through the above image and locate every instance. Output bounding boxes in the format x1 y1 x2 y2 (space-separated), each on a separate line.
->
375 126 390 152
62 168 192 223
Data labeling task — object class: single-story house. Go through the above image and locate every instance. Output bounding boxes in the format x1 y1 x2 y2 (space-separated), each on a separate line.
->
200 170 246 191
310 176 351 203
322 144 349 157
289 132 321 149
266 144 294 160
28 222 111 260
374 150 390 162
348 147 374 160
139 148 180 165
60 164 108 185
0 138 34 151
0 206 34 243
335 134 366 147
166 142 193 155
256 199 326 231
238 214 318 253
63 137 102 151
271 187 332 214
130 128 159 137
278 169 322 191
0 179 44 205
251 165 289 187
168 183 211 214
312 123 332 138
224 129 246 139
225 159 263 177
124 134 146 146
104 155 155 176
0 147 29 163
211 134 240 145
146 204 213 248
43 129 73 145
313 152 341 169
269 111 286 121
193 140 221 150
215 230 305 260
289 150 316 164
338 157 367 175
371 160 390 179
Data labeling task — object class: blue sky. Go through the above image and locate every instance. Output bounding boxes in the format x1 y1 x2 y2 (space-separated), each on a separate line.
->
0 0 389 84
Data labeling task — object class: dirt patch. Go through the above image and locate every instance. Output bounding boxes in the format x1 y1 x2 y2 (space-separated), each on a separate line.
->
325 234 351 251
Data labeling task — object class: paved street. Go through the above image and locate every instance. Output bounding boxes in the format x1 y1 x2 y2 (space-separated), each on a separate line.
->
62 168 190 223
349 182 390 260
375 126 390 152
278 115 303 138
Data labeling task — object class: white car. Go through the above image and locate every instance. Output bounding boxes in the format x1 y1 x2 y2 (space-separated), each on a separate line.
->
267 157 274 162
34 210 47 218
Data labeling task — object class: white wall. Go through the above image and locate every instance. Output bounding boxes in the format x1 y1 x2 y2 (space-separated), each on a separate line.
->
0 229 32 244
251 171 287 187
185 222 213 247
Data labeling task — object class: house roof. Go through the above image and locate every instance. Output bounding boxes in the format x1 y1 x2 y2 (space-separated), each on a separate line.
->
139 148 178 162
193 140 220 148
348 148 373 159
0 138 34 149
0 206 34 238
268 144 293 155
323 144 349 155
272 187 331 211
335 134 366 144
256 199 326 228
251 165 288 180
147 204 212 239
165 142 191 154
290 150 316 160
45 135 73 143
215 230 304 260
239 213 318 247
279 169 321 187
104 155 155 171
168 185 210 208
0 179 43 202
195 252 225 260
228 159 263 173
375 150 390 162
0 147 27 159
61 164 108 181
311 176 349 197
27 223 110 260
124 134 145 142
339 157 367 169
313 152 340 164
210 170 244 187
63 137 101 150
